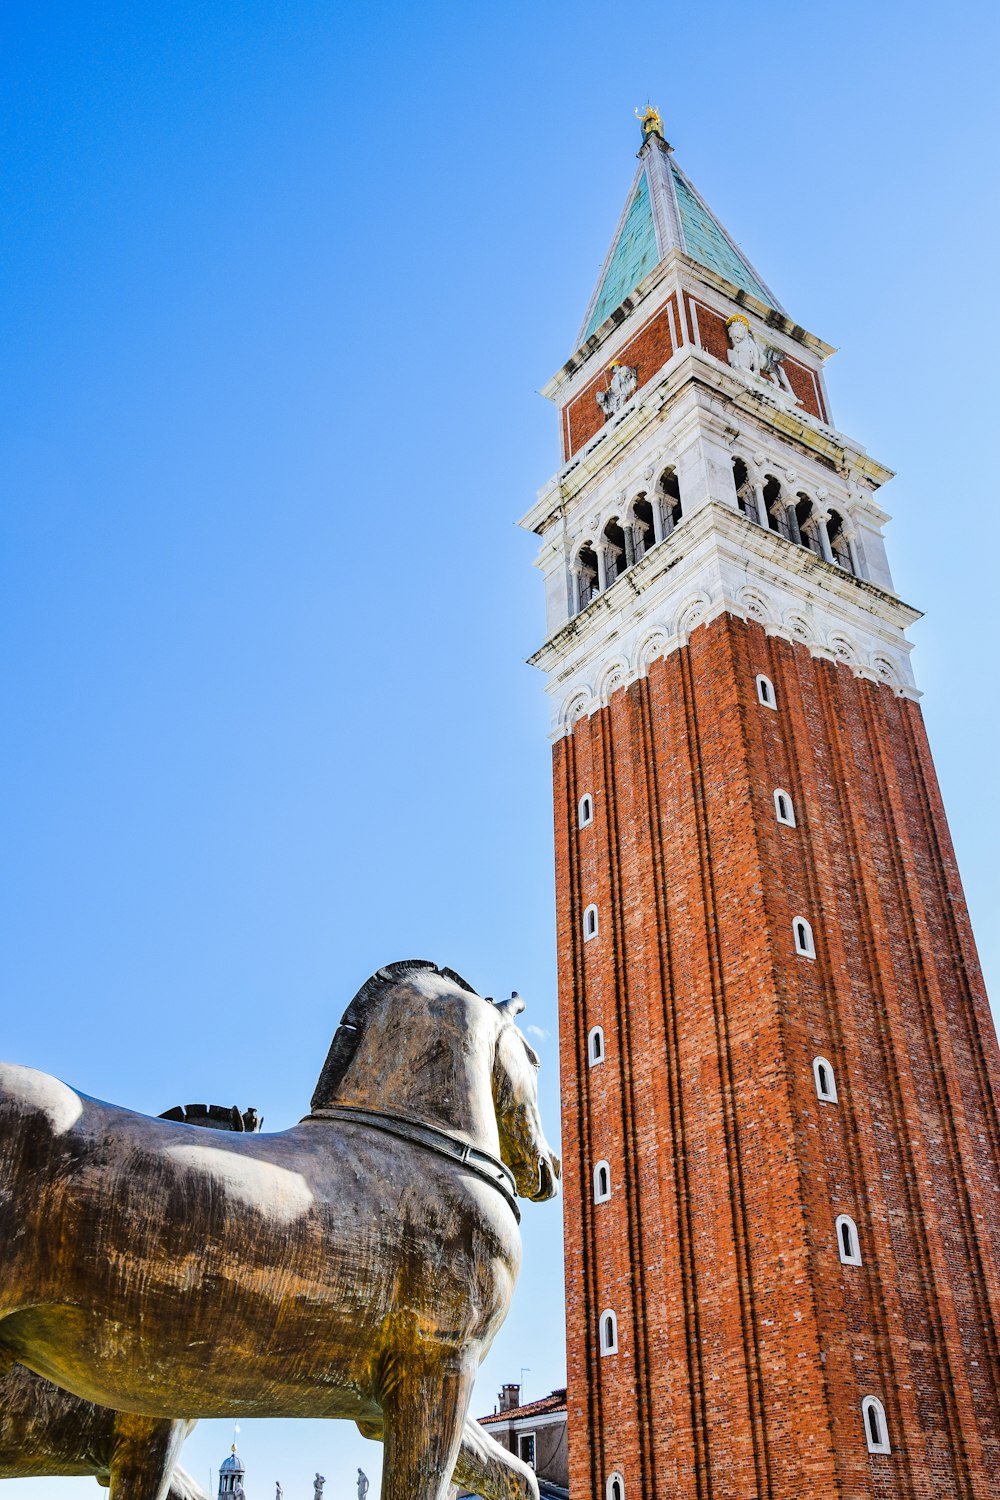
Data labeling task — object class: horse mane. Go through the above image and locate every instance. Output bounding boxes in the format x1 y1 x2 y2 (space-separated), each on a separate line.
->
310 960 478 1111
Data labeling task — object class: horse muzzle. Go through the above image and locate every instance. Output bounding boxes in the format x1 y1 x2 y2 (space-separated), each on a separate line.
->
530 1152 561 1202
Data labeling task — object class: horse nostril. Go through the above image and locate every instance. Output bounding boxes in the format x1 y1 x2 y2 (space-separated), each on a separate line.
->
535 1156 560 1201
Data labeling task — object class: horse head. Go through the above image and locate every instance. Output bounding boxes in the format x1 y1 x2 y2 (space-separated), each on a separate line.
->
310 962 560 1205
490 992 561 1203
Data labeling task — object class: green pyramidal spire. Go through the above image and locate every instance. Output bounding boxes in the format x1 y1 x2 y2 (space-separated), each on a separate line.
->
579 113 781 344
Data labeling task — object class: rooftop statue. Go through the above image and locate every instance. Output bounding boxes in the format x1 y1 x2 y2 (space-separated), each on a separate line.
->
0 960 559 1500
634 102 665 140
314 1474 325 1500
358 1466 370 1500
0 1101 258 1500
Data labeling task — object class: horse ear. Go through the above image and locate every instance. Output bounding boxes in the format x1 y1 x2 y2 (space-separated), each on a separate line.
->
495 991 525 1019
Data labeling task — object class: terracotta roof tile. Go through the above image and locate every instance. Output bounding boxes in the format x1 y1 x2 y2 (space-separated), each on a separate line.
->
478 1388 567 1424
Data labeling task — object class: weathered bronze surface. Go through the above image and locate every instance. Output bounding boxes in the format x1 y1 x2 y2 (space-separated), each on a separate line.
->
0 961 560 1500
0 1102 260 1498
0 1364 205 1498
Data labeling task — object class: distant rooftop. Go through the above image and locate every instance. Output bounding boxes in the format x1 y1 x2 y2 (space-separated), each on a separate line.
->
479 1387 568 1424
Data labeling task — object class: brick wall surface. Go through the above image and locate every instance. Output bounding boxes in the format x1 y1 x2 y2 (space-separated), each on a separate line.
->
554 611 1000 1499
563 297 678 458
690 298 825 422
561 295 824 461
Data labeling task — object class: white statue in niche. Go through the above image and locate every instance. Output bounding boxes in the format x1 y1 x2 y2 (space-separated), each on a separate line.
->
596 362 637 419
725 314 762 376
726 315 801 403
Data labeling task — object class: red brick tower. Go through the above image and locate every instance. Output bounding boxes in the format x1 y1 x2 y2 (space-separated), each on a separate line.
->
520 110 1000 1499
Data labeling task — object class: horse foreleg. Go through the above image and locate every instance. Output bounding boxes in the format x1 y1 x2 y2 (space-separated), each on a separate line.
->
380 1354 475 1500
355 1408 538 1500
452 1416 539 1500
109 1414 189 1500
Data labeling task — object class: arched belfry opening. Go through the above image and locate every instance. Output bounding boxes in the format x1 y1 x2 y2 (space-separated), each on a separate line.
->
574 543 599 614
632 494 657 559
733 456 756 521
658 467 682 535
827 510 854 572
602 518 627 586
763 474 794 539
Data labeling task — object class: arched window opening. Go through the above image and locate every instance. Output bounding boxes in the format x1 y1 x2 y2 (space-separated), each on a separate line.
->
603 518 627 586
795 495 823 556
862 1396 891 1454
763 474 794 540
633 496 657 560
583 904 599 942
599 1308 618 1355
732 457 757 521
813 1056 838 1103
607 1474 625 1500
827 510 854 573
575 544 599 614
773 788 795 826
837 1213 862 1265
578 793 594 829
793 916 816 958
756 674 776 709
594 1160 611 1203
588 1025 605 1066
659 468 682 536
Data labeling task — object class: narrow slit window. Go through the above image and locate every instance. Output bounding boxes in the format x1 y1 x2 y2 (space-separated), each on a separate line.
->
837 1213 862 1266
594 1160 611 1203
599 1308 618 1355
756 674 776 709
773 788 796 826
607 1475 625 1500
583 904 599 941
578 793 594 828
862 1396 890 1454
793 917 816 958
813 1056 838 1103
588 1025 605 1066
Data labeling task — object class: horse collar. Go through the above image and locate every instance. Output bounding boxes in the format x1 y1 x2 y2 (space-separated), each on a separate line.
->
303 1104 521 1222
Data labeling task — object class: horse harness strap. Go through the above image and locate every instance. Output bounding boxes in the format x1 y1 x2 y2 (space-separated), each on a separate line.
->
304 1104 521 1222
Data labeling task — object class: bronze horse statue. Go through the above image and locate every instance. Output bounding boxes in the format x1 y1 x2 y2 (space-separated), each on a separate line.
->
0 960 560 1500
0 1363 207 1498
0 1102 261 1499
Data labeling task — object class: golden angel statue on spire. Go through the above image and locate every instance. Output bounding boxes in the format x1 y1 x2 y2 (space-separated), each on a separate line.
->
635 103 664 139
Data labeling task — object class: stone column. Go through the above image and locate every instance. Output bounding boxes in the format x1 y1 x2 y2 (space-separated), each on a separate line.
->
751 483 768 528
843 525 863 579
623 524 636 568
786 503 802 545
596 546 609 592
814 510 835 563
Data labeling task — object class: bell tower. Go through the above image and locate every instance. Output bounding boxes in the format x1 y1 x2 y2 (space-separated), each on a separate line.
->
521 109 1000 1499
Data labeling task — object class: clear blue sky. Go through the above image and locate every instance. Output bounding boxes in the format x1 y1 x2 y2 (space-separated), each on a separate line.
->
2 2 998 1496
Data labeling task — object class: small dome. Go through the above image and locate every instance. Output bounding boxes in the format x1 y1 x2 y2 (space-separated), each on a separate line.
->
220 1450 245 1474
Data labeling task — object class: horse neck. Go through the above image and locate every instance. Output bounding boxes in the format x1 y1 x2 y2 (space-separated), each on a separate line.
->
331 992 501 1154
